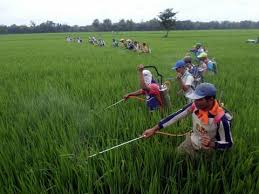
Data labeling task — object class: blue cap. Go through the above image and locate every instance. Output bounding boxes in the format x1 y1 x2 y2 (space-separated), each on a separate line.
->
172 60 185 70
186 83 216 99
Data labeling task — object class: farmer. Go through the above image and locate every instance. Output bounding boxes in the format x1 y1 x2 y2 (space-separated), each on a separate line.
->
190 43 206 59
119 39 127 48
127 39 134 50
197 52 217 74
184 56 203 87
141 42 150 53
124 64 162 111
172 60 195 102
66 36 72 42
112 38 119 47
77 37 82 43
133 41 140 52
142 83 233 157
183 56 195 74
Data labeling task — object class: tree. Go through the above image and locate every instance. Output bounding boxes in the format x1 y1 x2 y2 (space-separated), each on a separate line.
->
102 19 112 31
125 19 134 31
92 19 100 31
0 25 8 34
158 8 177 37
117 19 127 31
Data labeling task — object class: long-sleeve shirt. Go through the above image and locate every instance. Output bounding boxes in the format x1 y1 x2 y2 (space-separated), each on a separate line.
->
158 102 233 150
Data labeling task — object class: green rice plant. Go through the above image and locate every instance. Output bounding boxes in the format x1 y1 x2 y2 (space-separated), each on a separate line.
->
0 30 258 193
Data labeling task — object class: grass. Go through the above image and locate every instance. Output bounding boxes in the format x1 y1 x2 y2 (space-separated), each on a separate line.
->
0 30 259 193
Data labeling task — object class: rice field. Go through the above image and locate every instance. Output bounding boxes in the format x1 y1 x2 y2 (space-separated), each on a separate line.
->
0 30 258 193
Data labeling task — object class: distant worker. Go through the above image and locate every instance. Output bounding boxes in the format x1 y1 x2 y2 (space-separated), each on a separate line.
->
133 41 140 51
184 56 203 87
66 36 72 42
77 37 82 43
190 43 206 59
112 38 119 47
119 39 127 48
142 42 150 53
197 52 217 74
127 39 134 50
98 39 105 47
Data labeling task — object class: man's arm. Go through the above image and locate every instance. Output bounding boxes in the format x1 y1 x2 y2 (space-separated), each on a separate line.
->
201 115 233 150
214 115 233 150
138 65 150 91
124 89 143 100
143 103 193 138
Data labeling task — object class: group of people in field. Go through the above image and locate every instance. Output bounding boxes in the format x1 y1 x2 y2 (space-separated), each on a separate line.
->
66 35 106 46
66 35 151 53
88 36 106 47
173 43 218 103
66 36 83 43
123 42 233 158
189 43 217 74
64 35 233 158
112 38 151 53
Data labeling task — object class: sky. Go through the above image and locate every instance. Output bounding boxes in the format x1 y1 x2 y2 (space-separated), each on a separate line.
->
0 0 259 26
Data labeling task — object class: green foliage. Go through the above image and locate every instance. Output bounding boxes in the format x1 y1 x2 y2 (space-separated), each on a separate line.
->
0 30 258 193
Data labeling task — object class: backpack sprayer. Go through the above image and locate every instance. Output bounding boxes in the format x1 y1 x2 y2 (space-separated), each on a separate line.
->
144 65 171 109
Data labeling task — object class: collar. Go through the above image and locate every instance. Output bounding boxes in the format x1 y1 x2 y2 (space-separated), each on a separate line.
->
182 70 190 78
192 100 224 125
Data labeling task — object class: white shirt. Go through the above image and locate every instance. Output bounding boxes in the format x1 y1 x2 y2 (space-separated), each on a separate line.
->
181 70 195 98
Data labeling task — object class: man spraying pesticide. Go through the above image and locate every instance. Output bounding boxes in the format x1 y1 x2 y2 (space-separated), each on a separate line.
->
92 64 170 114
124 64 171 112
142 83 233 158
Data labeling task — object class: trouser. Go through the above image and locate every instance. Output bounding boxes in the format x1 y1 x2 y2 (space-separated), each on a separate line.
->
177 134 197 158
177 134 213 158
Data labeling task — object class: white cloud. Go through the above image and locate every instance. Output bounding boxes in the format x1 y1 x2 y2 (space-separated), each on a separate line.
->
0 0 258 25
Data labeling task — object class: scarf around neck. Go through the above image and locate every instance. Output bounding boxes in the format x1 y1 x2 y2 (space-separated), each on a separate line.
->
193 100 224 125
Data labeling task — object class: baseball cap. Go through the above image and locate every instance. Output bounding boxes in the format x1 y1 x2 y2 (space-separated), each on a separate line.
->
186 83 216 100
172 60 186 70
143 70 152 85
197 52 208 58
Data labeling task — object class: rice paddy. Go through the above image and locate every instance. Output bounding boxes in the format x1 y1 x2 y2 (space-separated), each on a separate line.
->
0 30 258 193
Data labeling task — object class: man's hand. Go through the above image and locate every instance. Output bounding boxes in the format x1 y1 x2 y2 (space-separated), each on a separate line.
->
138 64 144 72
176 90 183 96
176 72 182 80
142 128 156 138
142 126 159 138
201 133 215 149
123 94 130 101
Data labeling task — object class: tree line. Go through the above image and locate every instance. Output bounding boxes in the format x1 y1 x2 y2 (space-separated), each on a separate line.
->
1 19 259 34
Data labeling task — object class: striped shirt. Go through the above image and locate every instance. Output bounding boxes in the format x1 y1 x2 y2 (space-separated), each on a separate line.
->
158 103 233 150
